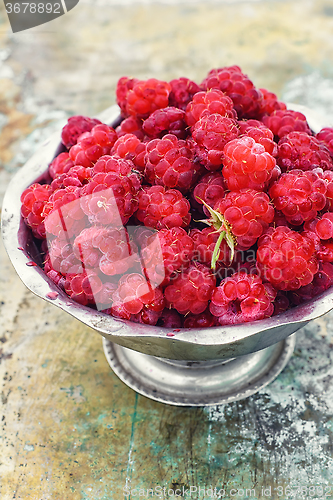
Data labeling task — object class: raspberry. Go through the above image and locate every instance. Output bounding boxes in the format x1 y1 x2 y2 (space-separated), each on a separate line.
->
277 132 333 172
269 169 327 225
130 309 162 326
144 134 200 192
141 227 194 287
157 309 182 328
168 77 201 111
116 76 139 116
272 291 290 316
209 271 276 325
262 109 312 140
191 114 239 171
111 273 165 320
80 169 140 226
316 127 333 158
256 226 318 290
136 185 191 230
183 309 216 328
20 183 52 239
314 169 333 211
192 172 225 213
185 89 236 127
290 261 333 305
73 225 140 277
92 155 142 189
223 136 278 191
257 88 287 118
201 65 262 119
61 115 102 149
64 270 103 307
44 253 66 289
111 134 146 172
50 165 92 191
214 189 275 250
49 152 74 179
190 226 232 269
142 107 187 139
164 262 216 315
69 124 117 168
115 116 145 141
311 212 333 240
122 78 171 119
47 236 82 275
238 119 277 156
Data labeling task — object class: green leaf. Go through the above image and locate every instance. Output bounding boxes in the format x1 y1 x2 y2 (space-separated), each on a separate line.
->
211 231 225 270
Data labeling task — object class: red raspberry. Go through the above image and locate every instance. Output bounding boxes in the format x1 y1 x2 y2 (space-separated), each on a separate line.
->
20 183 52 239
94 281 118 310
141 227 194 287
50 165 93 191
44 253 67 289
69 124 117 168
168 77 201 110
269 169 327 225
256 226 318 290
164 262 216 315
277 132 333 172
64 270 103 307
142 107 187 139
316 127 333 158
49 152 74 179
129 309 162 326
311 213 333 240
238 119 277 156
47 236 82 275
201 65 262 119
257 88 287 117
262 109 312 140
123 78 171 119
290 261 333 305
183 309 217 328
214 189 275 250
92 155 142 189
192 172 225 213
223 136 278 191
61 115 102 149
272 291 290 316
80 169 140 226
43 186 87 238
116 76 139 116
190 226 232 269
313 169 333 211
111 134 146 172
136 186 191 230
111 273 165 320
115 116 145 141
191 114 239 171
157 308 182 328
73 226 140 276
144 134 200 192
185 89 236 127
209 271 276 325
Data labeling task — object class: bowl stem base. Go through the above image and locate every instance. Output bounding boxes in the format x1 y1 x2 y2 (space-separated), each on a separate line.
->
102 334 296 406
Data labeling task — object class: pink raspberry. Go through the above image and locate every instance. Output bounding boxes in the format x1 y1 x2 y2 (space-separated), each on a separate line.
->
257 88 287 118
238 119 277 156
64 270 103 307
116 116 145 141
223 136 278 191
209 272 276 325
61 115 102 149
49 152 74 179
43 186 87 238
141 227 194 287
168 77 201 110
185 89 236 127
269 169 327 225
191 114 239 171
136 185 191 230
214 188 275 250
316 127 333 158
183 309 217 328
116 76 139 116
20 183 52 239
111 273 165 320
142 107 187 139
164 262 216 315
69 124 117 168
121 78 172 119
277 131 333 172
256 226 318 290
144 134 200 192
47 236 82 275
111 134 146 172
262 109 312 140
201 65 262 119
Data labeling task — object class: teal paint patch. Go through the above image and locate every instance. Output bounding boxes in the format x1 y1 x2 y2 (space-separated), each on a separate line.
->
41 359 50 368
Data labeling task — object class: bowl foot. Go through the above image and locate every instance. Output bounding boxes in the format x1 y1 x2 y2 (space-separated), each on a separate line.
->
102 334 296 406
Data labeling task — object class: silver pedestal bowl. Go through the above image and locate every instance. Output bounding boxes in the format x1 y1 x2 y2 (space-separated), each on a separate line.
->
2 104 331 406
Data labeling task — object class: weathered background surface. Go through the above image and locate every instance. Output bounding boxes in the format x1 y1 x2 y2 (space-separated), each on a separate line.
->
1 1 333 498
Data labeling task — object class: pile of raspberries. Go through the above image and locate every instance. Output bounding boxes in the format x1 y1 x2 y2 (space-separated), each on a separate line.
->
20 65 333 329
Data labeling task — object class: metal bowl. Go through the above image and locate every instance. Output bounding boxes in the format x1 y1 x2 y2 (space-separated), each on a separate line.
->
2 104 331 405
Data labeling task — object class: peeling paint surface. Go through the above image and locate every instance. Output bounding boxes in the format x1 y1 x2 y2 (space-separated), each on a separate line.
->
2 0 333 498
